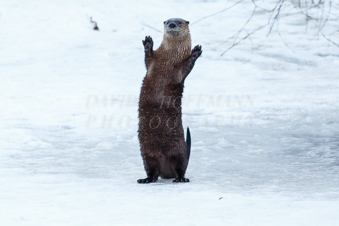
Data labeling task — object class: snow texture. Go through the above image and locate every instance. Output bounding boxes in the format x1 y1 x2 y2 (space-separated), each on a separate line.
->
1 0 339 225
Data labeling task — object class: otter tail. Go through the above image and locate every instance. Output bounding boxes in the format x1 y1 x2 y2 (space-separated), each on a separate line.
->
186 127 191 162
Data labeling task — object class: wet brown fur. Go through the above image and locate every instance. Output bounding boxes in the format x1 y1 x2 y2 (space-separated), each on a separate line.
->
138 18 202 183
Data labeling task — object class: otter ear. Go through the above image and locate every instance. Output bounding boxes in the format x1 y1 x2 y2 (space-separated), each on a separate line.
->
186 21 189 24
163 21 166 24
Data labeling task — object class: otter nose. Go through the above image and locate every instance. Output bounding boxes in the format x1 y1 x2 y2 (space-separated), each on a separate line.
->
169 23 176 28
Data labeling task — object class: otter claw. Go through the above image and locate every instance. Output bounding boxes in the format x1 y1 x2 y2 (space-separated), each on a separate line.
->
137 177 156 183
142 36 153 52
173 177 190 183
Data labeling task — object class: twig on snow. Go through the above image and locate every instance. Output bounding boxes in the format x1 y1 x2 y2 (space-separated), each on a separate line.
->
90 17 99 30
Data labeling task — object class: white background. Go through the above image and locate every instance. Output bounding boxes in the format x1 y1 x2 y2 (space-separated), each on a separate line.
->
1 0 339 225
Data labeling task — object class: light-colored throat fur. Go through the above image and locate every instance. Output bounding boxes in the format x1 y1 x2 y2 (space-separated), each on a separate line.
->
155 33 192 64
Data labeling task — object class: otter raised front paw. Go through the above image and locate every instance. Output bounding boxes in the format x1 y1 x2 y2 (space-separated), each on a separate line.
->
191 45 202 60
142 36 153 52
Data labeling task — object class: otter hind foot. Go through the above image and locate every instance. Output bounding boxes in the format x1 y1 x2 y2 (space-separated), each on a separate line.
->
191 45 202 60
142 36 153 52
137 177 157 183
173 177 190 183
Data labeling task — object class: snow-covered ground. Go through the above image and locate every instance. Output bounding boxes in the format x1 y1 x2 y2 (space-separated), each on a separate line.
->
1 0 339 225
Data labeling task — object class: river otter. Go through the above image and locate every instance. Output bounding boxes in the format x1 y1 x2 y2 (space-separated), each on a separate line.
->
137 18 202 183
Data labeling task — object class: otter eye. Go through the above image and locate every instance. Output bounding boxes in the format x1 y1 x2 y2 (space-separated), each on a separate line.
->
178 21 182 25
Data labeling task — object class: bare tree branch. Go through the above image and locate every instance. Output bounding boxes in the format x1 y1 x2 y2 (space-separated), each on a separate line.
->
220 25 267 56
141 22 162 33
267 0 285 37
216 5 257 48
191 0 245 26
276 19 295 53
320 31 339 47
194 0 338 54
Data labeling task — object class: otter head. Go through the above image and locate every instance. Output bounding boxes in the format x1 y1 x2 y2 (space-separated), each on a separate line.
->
163 18 190 38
